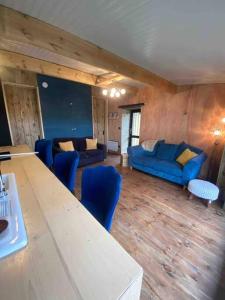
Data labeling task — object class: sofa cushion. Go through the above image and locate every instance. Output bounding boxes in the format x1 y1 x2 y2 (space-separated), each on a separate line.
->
85 149 103 157
79 152 104 167
86 138 97 150
176 148 198 166
141 139 158 152
74 138 86 151
132 155 183 177
156 143 179 161
79 149 103 160
133 155 156 167
176 141 202 157
59 141 74 151
153 159 183 176
53 137 93 151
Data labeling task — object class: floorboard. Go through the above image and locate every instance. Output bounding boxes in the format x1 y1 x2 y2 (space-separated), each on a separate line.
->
76 155 225 300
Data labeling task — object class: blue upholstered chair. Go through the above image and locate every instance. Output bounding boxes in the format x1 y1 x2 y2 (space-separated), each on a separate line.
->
81 166 122 231
53 151 79 192
35 139 53 168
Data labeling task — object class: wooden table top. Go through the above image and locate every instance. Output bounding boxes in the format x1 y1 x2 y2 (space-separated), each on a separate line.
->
0 145 142 300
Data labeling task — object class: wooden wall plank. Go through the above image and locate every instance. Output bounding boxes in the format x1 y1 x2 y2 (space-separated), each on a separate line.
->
4 84 42 149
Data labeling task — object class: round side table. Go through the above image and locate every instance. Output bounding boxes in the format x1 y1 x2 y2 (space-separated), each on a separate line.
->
188 179 219 207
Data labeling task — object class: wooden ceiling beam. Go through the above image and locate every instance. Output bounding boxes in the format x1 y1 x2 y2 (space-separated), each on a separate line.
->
0 50 136 94
96 74 125 86
0 5 177 93
0 50 97 86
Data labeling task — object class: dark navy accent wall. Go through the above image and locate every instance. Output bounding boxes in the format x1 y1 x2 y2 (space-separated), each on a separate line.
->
0 86 11 146
37 75 93 140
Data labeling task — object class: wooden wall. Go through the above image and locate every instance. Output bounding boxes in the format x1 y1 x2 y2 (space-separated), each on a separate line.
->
0 66 37 86
108 84 225 178
0 67 41 148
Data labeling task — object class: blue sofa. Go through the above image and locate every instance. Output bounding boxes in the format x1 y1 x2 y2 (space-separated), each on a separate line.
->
127 141 207 186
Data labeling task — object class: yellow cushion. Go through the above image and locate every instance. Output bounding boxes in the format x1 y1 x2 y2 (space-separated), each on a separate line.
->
86 138 97 150
59 141 74 151
176 148 198 166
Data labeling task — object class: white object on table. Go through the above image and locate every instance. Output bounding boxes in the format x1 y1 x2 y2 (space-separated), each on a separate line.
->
0 152 38 158
188 179 219 206
0 173 27 259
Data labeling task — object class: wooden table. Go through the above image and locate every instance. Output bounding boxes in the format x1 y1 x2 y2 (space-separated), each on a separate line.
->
0 145 143 300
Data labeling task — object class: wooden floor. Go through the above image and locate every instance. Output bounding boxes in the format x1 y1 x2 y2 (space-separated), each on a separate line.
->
76 155 225 300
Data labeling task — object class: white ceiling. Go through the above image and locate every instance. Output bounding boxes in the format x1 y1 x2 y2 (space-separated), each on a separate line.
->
1 0 225 85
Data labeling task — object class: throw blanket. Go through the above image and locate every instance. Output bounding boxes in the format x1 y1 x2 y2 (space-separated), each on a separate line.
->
141 139 158 152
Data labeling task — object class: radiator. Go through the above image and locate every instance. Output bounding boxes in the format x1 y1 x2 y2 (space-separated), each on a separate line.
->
107 140 119 152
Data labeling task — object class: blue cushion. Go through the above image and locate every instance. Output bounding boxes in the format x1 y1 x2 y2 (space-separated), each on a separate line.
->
156 143 179 161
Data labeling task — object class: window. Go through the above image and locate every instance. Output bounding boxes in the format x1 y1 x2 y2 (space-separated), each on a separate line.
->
129 110 141 146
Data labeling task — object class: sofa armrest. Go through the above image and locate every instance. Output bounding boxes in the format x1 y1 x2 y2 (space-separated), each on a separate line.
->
97 143 107 158
127 145 145 166
183 152 207 184
127 145 144 157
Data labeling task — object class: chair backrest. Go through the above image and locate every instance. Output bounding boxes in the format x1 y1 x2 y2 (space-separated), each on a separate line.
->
54 151 80 192
81 166 122 231
35 139 53 168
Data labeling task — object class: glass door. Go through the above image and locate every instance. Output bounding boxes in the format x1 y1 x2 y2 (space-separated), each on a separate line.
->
129 109 141 146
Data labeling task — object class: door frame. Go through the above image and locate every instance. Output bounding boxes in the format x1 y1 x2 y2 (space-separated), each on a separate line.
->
1 81 45 146
128 109 141 147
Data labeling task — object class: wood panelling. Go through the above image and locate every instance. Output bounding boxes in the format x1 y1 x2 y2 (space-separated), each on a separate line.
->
0 5 176 92
76 155 225 300
108 84 225 178
0 65 37 86
92 96 107 144
0 67 43 149
3 84 42 149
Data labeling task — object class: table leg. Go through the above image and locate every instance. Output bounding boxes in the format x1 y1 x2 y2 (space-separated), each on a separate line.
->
206 200 211 208
189 193 194 200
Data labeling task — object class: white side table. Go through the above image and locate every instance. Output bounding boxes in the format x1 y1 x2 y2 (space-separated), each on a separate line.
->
188 179 219 207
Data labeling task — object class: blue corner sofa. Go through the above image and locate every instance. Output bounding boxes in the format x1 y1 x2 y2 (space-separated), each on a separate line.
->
127 141 207 186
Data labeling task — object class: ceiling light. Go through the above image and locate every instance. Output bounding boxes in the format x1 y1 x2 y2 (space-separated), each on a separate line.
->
115 91 120 98
222 117 225 123
102 87 126 98
102 89 108 96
